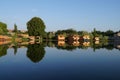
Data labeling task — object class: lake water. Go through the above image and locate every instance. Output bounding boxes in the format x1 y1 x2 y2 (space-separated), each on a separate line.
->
0 41 120 80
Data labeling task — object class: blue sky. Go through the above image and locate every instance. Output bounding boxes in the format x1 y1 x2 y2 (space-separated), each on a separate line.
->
0 0 120 32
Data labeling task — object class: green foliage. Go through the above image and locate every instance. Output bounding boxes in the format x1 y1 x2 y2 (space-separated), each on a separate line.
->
13 24 18 33
0 22 8 35
47 32 55 39
78 31 89 36
48 32 53 39
22 38 29 42
104 30 114 36
57 45 77 51
13 46 18 55
0 45 8 57
92 28 98 37
27 17 46 36
47 41 55 47
27 44 45 63
102 36 109 41
91 28 115 37
11 33 17 42
89 33 94 40
56 28 77 36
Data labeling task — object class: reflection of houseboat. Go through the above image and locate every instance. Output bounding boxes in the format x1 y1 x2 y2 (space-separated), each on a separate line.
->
58 41 65 46
0 41 11 45
72 41 80 46
95 41 100 44
29 36 35 40
29 41 35 44
117 45 120 49
58 35 65 41
83 42 90 47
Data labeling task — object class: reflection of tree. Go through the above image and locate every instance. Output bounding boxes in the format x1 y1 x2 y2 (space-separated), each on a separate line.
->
91 41 101 51
91 41 114 52
0 45 8 57
13 46 18 55
27 44 45 63
103 44 114 50
47 41 55 47
92 41 104 52
57 45 77 51
78 45 89 50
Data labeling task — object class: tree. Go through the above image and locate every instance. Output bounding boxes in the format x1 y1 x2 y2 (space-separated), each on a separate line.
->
78 31 89 36
47 32 55 39
27 17 46 36
55 28 77 36
92 28 97 36
105 30 114 36
0 22 8 34
13 24 18 33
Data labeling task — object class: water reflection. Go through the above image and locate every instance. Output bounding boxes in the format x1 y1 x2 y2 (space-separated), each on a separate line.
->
0 41 120 63
56 40 120 51
0 45 8 57
27 44 45 63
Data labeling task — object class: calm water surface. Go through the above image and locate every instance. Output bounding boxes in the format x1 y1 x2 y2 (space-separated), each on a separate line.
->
0 43 120 80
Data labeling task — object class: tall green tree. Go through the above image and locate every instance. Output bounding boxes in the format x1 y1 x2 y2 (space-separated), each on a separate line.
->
14 24 18 33
92 28 97 36
0 22 8 34
27 17 46 36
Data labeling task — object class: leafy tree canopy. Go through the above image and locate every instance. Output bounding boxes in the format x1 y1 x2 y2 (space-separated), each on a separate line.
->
27 17 46 36
105 30 114 36
0 22 8 34
56 28 77 35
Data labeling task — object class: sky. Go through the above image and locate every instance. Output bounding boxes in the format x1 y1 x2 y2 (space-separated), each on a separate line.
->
0 0 120 32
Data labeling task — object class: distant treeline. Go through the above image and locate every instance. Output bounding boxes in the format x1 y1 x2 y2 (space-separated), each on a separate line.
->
0 17 119 39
